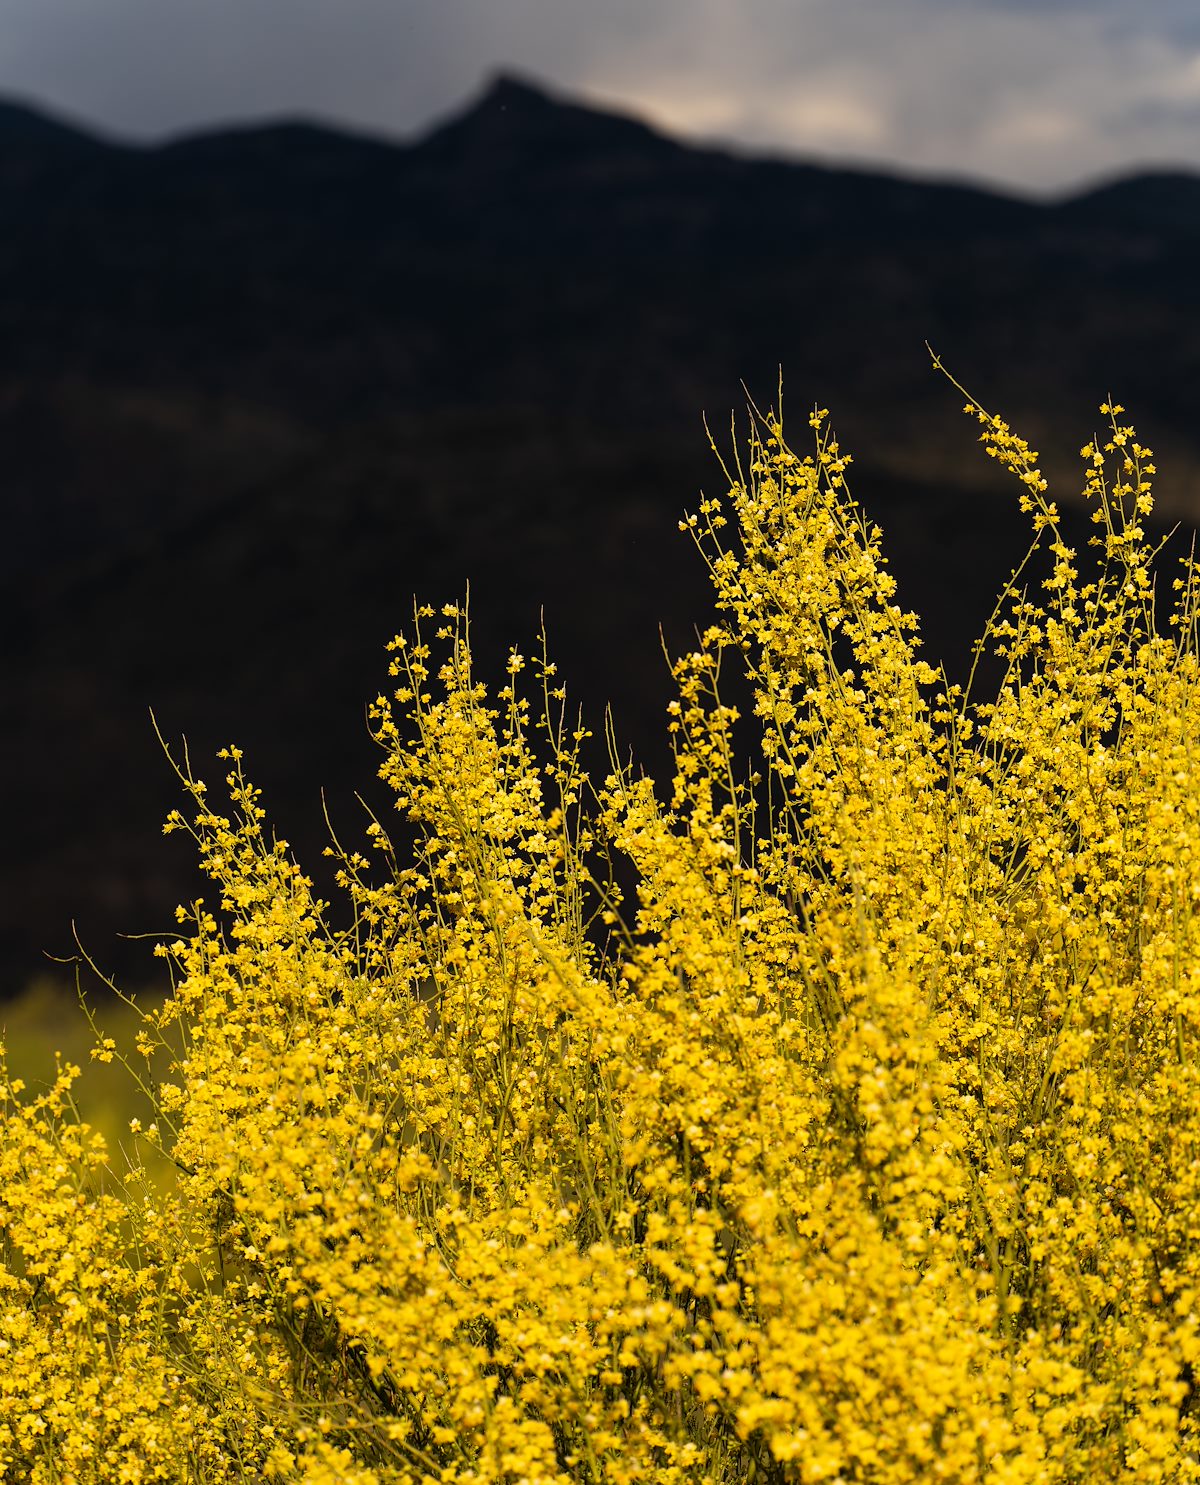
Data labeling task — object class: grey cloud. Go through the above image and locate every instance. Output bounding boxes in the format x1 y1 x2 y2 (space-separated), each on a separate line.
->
0 0 1199 192
0 0 471 138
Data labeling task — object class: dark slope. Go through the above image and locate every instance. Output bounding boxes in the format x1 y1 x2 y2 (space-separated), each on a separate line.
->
2 71 1197 987
1060 169 1200 231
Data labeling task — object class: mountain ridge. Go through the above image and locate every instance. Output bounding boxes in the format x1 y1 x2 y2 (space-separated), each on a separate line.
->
11 70 1194 207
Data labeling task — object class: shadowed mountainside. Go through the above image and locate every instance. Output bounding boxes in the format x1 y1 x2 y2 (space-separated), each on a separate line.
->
3 71 1197 990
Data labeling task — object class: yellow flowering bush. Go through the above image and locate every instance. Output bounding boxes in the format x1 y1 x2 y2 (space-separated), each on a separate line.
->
5 376 1200 1482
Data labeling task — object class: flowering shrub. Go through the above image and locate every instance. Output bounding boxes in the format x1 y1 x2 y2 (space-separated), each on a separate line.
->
4 378 1200 1483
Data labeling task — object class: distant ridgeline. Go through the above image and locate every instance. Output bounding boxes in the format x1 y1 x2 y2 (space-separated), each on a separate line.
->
1 71 1197 989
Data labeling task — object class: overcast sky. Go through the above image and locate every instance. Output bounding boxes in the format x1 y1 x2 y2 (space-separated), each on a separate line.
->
2 0 1200 196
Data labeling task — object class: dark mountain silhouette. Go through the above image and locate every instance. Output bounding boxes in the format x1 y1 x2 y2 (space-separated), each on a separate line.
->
3 70 1198 991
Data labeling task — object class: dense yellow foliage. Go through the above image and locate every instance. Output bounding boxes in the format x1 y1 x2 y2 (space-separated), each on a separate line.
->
4 382 1200 1482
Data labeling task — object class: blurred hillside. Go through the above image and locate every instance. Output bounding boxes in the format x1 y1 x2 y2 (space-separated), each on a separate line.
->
3 71 1197 990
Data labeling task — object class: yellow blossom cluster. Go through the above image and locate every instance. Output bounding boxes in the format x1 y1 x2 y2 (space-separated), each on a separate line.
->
4 377 1200 1482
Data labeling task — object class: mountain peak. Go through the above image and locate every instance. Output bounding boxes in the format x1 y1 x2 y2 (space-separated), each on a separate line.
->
417 69 680 170
477 70 561 112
